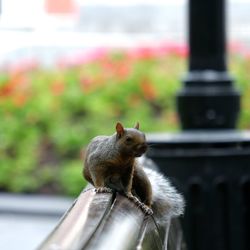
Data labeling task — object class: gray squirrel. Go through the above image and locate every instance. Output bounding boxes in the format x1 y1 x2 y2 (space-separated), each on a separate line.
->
83 122 184 223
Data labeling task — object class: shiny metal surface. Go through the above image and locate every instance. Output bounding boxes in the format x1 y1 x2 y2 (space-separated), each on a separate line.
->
37 189 179 250
38 189 114 250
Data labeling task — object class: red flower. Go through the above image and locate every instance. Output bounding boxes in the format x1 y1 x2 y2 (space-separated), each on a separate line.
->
57 48 109 68
12 93 28 107
126 43 188 60
116 62 130 80
129 47 156 60
140 78 157 101
80 77 99 93
0 74 28 97
158 43 188 58
51 81 65 95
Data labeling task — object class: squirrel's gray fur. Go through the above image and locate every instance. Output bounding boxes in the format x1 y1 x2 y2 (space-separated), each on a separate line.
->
138 157 185 224
85 135 117 167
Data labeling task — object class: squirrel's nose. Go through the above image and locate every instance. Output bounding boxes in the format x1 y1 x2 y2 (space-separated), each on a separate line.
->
137 143 148 153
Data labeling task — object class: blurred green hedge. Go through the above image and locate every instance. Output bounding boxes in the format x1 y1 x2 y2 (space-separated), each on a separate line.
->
0 44 250 196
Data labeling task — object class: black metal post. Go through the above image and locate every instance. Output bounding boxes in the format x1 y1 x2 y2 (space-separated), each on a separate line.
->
177 0 240 129
147 1 250 250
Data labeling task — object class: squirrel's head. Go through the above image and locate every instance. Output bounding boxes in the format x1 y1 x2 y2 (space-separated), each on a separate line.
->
115 122 147 157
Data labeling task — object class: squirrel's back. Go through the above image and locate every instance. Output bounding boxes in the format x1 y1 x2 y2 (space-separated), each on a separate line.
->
85 135 116 165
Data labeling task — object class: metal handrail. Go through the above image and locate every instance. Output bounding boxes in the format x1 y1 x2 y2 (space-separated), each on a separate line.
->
38 188 183 250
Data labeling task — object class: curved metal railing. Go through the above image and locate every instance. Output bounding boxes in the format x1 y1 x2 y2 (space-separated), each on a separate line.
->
37 187 185 250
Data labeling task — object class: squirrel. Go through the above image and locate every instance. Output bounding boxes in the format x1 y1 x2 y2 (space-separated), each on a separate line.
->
83 122 184 223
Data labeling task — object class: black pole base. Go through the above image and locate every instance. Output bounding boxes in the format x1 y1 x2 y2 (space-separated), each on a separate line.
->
146 130 250 250
177 71 241 130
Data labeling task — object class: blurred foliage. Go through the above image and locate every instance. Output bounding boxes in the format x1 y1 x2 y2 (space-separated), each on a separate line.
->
0 43 250 196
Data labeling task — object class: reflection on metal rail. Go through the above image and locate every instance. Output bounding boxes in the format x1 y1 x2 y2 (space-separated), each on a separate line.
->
37 189 185 250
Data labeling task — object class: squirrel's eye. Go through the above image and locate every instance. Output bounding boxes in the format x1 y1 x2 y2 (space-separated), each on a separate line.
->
126 137 133 143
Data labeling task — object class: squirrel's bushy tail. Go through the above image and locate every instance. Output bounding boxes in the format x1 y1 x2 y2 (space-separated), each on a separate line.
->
140 158 185 224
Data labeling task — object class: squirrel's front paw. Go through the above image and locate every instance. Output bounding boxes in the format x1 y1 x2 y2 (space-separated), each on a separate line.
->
124 192 134 199
95 187 113 193
126 193 147 206
127 194 140 204
139 204 153 216
126 195 153 216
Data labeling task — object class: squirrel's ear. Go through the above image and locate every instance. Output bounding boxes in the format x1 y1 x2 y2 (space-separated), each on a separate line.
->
134 122 140 130
116 122 125 138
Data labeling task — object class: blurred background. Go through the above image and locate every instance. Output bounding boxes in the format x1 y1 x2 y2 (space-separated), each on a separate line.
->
0 0 250 249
